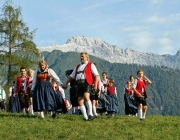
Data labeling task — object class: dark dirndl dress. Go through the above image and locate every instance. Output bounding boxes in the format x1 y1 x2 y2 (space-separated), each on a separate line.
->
9 95 21 113
124 93 138 115
33 70 61 112
97 92 109 113
106 94 119 113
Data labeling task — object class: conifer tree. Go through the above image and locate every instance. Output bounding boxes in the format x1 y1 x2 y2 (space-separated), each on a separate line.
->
0 0 40 87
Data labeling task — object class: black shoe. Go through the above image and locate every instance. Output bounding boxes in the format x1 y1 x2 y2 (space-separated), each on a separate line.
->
140 118 144 120
52 113 56 118
88 115 94 121
83 118 88 121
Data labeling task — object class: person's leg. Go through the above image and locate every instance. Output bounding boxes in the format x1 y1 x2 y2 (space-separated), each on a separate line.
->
94 98 99 117
24 94 30 113
19 93 26 114
95 99 98 107
84 92 93 117
78 96 88 120
138 104 143 120
92 100 98 117
29 97 34 115
142 105 147 119
29 90 34 115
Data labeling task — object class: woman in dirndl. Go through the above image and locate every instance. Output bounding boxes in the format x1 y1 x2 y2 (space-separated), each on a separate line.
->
104 79 119 117
31 60 63 118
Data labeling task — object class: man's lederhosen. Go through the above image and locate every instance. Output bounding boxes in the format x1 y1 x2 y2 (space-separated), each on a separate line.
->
75 76 92 97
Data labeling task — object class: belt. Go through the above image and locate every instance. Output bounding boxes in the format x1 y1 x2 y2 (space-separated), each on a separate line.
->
76 79 86 85
76 71 84 74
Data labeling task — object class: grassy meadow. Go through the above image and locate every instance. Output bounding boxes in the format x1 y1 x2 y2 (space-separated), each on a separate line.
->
0 113 179 140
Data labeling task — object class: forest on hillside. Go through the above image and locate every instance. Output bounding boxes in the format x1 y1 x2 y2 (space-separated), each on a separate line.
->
41 50 180 116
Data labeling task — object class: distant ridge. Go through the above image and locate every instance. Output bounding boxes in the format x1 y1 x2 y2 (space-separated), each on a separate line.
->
38 36 180 69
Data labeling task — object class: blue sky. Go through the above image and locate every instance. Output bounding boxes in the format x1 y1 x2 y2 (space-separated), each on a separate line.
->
1 0 180 55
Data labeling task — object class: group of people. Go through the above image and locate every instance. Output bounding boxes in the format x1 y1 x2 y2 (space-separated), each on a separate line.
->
124 71 152 120
1 51 152 121
8 62 71 118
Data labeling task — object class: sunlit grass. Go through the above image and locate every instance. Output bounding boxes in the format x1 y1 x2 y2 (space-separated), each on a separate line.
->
0 113 179 140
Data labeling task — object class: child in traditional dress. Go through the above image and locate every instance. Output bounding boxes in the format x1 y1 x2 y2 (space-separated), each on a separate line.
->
97 72 109 115
104 79 118 117
91 78 104 117
124 81 133 115
51 79 66 114
124 81 138 116
27 69 35 115
133 69 152 120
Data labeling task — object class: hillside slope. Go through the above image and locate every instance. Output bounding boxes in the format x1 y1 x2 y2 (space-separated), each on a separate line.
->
41 50 180 115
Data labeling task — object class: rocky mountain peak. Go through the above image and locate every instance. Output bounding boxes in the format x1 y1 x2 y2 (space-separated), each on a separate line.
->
66 36 110 47
176 50 180 57
39 36 180 69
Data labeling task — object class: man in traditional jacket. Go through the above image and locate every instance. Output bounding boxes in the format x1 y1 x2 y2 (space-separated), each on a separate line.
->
14 67 30 114
62 52 99 121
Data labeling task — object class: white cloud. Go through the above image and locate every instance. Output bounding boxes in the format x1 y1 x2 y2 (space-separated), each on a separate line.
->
144 15 167 24
158 38 173 45
144 13 180 24
125 31 154 53
80 0 124 11
131 38 154 52
157 38 174 54
121 26 145 32
151 0 164 4
38 39 57 46
169 13 180 21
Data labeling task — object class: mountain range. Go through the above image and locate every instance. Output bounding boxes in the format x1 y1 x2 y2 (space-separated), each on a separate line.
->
39 36 180 69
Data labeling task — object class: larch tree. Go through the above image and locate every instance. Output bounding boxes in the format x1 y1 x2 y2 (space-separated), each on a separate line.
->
0 0 40 88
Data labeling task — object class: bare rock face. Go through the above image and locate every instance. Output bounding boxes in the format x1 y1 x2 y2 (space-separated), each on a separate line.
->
39 36 180 69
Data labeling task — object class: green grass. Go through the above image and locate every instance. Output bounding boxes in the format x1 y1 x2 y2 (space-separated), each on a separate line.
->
0 113 179 140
